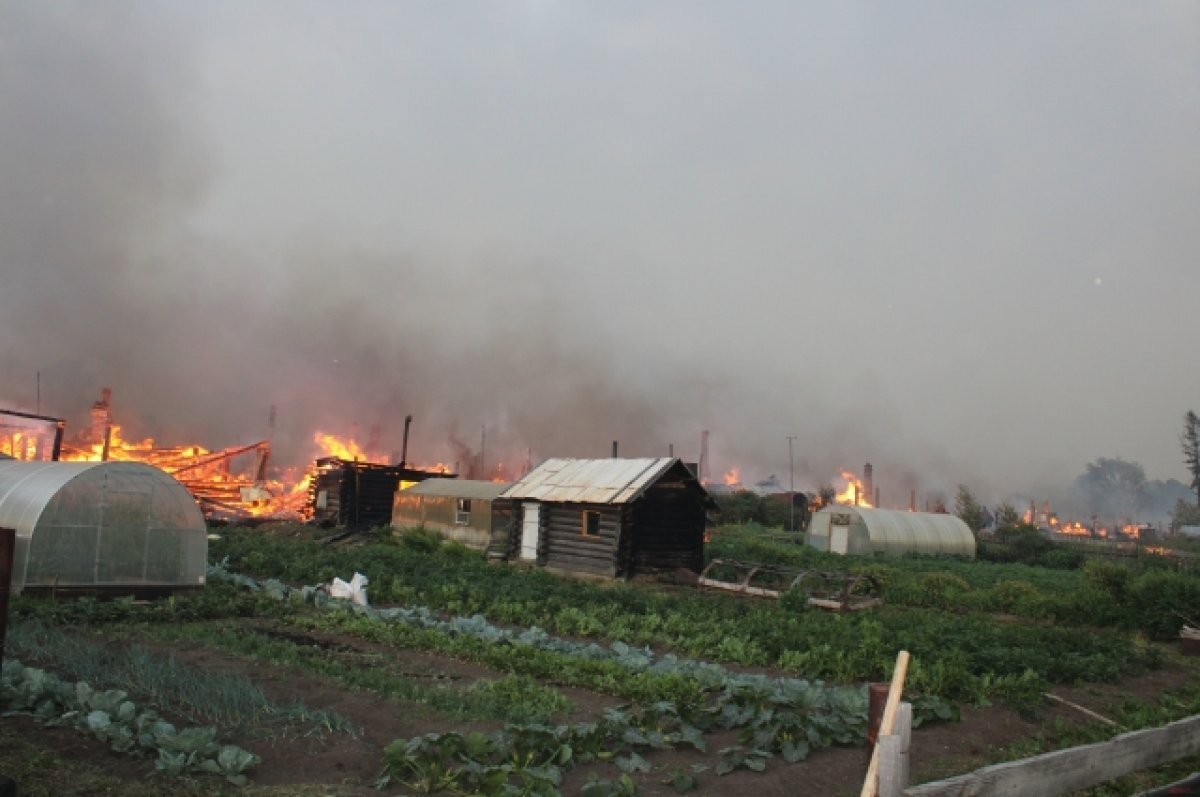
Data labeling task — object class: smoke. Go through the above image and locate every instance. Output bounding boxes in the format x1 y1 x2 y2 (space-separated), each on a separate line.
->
0 3 210 422
7 3 1185 514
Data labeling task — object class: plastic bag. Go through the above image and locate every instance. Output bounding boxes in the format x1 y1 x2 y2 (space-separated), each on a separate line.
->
328 572 369 606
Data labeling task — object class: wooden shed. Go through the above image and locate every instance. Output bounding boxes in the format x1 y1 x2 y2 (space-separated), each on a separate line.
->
499 458 713 579
392 478 513 559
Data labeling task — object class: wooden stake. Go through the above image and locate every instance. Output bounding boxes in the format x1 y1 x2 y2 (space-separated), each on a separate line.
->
860 650 910 797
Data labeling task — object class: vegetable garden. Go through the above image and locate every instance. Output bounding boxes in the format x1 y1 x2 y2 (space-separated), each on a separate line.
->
3 522 1200 796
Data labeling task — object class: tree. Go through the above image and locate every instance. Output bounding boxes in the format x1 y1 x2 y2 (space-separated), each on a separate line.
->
1183 411 1200 504
994 502 1020 528
1174 499 1200 531
1141 478 1194 522
954 484 984 533
1073 457 1147 524
715 490 767 526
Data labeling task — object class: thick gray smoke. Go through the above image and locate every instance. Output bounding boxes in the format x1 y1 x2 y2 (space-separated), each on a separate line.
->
4 4 1193 515
0 4 209 425
0 5 908 493
0 5 696 477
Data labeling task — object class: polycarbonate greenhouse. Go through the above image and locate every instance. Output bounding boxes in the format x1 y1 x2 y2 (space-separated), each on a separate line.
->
0 460 207 595
806 506 976 558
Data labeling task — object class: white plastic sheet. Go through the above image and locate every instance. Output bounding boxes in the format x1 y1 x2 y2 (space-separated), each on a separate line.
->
329 572 369 606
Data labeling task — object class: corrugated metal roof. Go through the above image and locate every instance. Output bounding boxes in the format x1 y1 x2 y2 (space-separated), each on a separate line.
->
500 458 679 504
400 478 511 500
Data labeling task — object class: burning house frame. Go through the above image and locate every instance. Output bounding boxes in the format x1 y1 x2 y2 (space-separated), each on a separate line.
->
310 458 455 530
0 408 66 462
498 457 714 579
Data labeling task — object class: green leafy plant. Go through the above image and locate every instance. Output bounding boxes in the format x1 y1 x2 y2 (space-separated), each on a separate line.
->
1 659 260 785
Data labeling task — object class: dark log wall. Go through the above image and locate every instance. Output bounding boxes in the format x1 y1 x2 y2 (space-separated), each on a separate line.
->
312 460 447 529
541 504 624 577
630 484 705 573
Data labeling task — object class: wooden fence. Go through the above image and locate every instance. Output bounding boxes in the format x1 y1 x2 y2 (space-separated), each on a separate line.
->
893 714 1200 797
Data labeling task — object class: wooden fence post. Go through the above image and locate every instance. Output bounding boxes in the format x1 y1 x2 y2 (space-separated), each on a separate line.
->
878 702 912 797
861 651 911 797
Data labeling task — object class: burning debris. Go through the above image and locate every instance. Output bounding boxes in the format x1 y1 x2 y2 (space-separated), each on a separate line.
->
2 389 455 524
1031 502 1156 541
45 389 298 521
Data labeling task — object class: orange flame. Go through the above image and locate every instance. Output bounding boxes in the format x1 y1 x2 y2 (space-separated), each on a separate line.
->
0 430 41 460
313 431 371 462
833 470 872 507
723 468 740 487
1057 520 1091 537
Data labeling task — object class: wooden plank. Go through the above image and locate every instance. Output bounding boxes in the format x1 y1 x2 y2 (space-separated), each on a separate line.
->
879 734 905 797
896 702 912 791
904 714 1200 797
697 576 780 598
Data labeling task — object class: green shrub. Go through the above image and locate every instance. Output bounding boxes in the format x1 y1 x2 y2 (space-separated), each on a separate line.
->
1083 560 1131 601
1036 548 1084 570
397 527 444 553
917 573 972 610
991 581 1044 615
1126 569 1200 640
779 586 812 614
985 524 1053 565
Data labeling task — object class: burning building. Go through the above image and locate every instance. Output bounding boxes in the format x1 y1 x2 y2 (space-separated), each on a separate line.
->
0 408 65 462
310 458 454 529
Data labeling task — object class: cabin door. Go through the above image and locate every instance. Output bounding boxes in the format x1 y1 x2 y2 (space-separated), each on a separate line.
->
519 503 540 561
830 523 849 555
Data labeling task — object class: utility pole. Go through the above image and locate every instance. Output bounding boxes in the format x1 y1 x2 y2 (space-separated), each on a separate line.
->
787 436 797 532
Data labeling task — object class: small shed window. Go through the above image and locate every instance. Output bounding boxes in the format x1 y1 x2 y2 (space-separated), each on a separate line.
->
582 510 601 537
456 498 471 525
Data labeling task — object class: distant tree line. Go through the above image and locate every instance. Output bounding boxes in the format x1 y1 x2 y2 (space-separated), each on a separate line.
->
713 490 811 531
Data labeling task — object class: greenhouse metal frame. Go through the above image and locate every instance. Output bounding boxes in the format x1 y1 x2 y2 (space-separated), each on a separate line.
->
0 460 207 596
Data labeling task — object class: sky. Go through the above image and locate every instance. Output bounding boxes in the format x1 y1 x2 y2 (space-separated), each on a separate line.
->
1 2 1198 513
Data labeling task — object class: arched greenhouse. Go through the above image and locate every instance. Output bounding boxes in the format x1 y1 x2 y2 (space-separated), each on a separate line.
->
806 506 976 558
0 460 207 595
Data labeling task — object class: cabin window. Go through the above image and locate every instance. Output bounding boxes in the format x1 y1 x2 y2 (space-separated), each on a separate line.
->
456 498 472 525
582 510 601 537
